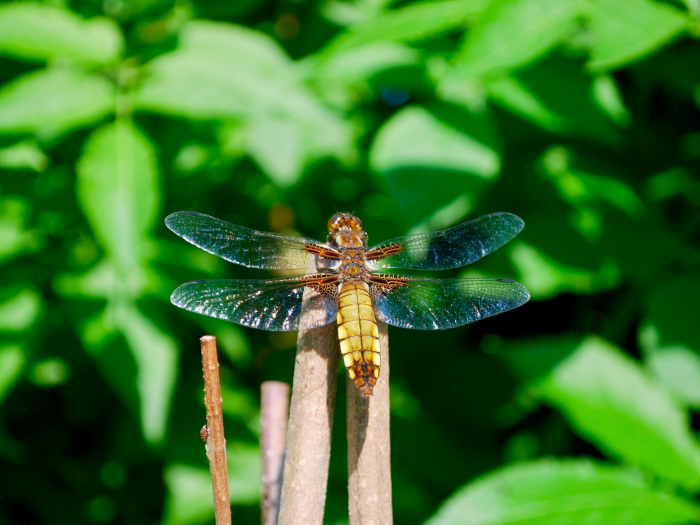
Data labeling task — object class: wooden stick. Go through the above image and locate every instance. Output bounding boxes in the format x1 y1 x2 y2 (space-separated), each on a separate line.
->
277 297 340 525
347 321 393 525
200 335 232 525
261 381 291 525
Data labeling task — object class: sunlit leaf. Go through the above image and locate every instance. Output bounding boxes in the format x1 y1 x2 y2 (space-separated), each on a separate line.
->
321 0 490 57
426 458 700 525
536 336 700 490
163 443 260 525
135 21 353 168
0 344 25 406
369 104 500 226
0 67 114 139
0 3 123 64
112 301 178 444
508 241 618 300
587 0 688 71
486 58 621 142
641 277 700 409
0 288 42 332
444 0 583 87
0 140 48 171
76 120 159 273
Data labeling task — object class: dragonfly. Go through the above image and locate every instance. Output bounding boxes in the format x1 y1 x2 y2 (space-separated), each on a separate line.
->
166 211 530 397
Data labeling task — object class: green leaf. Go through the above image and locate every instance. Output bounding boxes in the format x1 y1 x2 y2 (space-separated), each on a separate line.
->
113 301 178 445
320 0 491 57
0 140 48 171
135 21 353 171
369 104 500 226
485 58 621 142
0 288 42 332
647 347 700 410
0 3 123 64
76 120 159 273
426 458 700 525
507 241 618 300
163 443 260 525
537 336 700 490
445 0 583 83
640 277 700 408
0 197 41 263
0 67 114 139
0 344 26 407
587 0 688 72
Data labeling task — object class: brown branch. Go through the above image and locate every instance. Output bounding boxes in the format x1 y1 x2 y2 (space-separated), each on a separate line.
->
277 287 340 525
200 335 232 525
261 381 290 525
347 321 393 525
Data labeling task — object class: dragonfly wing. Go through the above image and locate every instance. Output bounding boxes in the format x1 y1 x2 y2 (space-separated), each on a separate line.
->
171 276 338 331
371 276 529 330
166 211 339 270
367 212 524 271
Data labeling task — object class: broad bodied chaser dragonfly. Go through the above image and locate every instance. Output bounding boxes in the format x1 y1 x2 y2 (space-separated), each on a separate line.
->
166 211 529 397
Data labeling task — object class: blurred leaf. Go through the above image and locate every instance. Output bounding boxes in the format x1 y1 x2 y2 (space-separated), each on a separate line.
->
312 42 421 83
76 120 159 274
587 0 688 71
495 334 581 382
641 277 700 408
369 104 500 226
135 21 353 170
0 344 25 406
163 443 260 525
246 115 307 187
0 197 40 263
0 3 123 64
445 0 582 84
321 0 490 57
112 301 178 444
0 288 42 332
643 278 700 355
591 75 632 127
643 168 700 204
646 346 700 410
485 75 567 133
0 140 48 171
426 458 700 525
508 241 618 300
486 58 621 142
537 336 700 490
0 67 114 139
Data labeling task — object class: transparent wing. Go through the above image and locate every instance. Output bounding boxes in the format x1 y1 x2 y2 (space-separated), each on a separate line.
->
171 277 338 331
367 212 524 271
371 277 529 330
166 211 339 270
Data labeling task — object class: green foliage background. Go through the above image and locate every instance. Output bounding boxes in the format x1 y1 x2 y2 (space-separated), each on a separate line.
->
1 0 700 523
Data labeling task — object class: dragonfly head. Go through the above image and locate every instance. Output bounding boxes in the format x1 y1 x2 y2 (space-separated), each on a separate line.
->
327 213 367 247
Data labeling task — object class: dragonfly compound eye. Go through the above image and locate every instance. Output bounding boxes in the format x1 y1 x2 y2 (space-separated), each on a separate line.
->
328 213 363 233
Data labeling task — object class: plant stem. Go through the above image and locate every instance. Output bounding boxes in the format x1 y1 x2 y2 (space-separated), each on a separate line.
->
200 335 232 525
261 381 291 525
277 317 340 525
347 321 393 525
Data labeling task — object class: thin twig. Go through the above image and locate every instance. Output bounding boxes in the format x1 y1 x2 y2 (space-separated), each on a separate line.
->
200 335 232 525
347 321 393 525
277 285 340 525
261 381 291 525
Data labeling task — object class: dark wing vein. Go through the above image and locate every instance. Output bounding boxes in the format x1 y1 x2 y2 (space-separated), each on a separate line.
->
368 212 524 271
170 278 337 331
166 211 331 270
372 277 529 330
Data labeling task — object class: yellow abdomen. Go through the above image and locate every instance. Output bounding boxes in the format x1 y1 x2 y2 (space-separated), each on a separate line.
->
337 282 381 397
